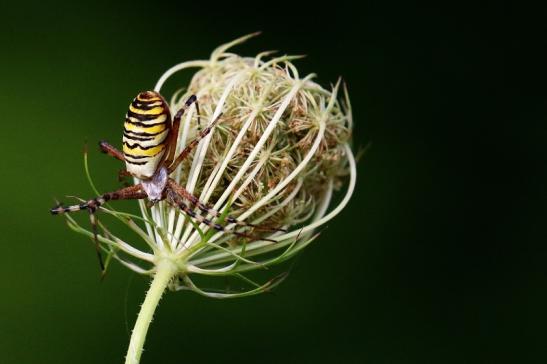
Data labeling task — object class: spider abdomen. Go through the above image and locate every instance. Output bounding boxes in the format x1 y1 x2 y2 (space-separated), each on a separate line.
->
123 91 171 179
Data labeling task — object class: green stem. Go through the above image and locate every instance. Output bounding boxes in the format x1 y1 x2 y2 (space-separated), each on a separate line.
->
125 259 177 364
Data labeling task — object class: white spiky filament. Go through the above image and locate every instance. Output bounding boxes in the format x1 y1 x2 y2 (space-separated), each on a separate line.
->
66 34 357 298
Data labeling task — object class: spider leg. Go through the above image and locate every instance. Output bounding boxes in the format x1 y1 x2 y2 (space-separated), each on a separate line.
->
51 184 147 274
167 111 223 174
50 184 146 214
167 189 278 243
163 95 200 168
99 140 124 162
118 169 132 187
167 179 286 233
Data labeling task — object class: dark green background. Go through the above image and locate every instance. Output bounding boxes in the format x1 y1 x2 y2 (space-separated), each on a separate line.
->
1 2 545 363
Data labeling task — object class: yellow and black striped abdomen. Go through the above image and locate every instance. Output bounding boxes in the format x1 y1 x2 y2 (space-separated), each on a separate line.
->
123 91 171 179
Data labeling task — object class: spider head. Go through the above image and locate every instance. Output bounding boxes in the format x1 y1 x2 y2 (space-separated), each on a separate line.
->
141 166 168 202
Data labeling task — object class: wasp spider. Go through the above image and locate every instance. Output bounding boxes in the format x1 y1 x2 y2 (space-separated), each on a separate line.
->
51 91 284 272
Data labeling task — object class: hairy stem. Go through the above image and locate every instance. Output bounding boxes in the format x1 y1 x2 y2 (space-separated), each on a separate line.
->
125 259 177 364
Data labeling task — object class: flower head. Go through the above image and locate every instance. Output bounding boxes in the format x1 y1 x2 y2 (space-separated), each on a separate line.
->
67 34 357 298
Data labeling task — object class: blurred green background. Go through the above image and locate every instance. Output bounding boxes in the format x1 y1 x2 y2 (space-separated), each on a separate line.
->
1 2 546 363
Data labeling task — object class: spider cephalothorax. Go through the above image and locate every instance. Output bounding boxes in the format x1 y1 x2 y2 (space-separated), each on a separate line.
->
51 91 283 273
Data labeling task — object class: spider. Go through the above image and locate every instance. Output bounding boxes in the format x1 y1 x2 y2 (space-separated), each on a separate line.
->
51 91 284 273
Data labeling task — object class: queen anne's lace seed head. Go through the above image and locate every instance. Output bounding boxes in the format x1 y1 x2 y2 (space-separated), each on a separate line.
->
67 34 357 298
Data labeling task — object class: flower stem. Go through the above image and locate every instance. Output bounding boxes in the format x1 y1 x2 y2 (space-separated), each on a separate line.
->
125 259 177 364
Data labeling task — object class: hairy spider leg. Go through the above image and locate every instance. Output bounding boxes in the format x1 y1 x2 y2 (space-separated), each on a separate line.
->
98 141 133 186
167 112 223 174
167 189 278 243
50 184 147 273
163 95 201 168
99 140 124 161
167 179 286 233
